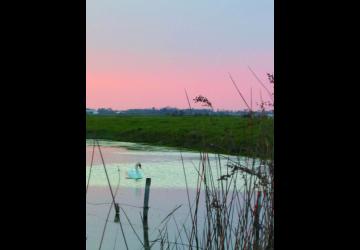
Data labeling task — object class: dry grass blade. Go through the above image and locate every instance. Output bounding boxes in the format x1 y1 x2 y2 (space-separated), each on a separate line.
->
228 73 252 111
248 66 274 102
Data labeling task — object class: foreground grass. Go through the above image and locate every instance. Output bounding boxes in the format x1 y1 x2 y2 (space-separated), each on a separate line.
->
86 115 273 158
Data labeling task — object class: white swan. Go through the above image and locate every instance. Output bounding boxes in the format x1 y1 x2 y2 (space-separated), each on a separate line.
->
127 162 144 179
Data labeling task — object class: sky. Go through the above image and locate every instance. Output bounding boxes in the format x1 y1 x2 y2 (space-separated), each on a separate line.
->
86 0 273 111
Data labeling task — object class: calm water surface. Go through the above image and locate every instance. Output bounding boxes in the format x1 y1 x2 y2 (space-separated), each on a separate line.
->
86 140 253 250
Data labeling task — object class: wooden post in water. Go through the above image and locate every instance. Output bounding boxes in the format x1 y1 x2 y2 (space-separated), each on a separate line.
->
143 178 151 250
253 191 262 250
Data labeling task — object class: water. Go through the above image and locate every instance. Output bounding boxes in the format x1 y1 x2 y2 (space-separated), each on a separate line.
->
86 140 260 250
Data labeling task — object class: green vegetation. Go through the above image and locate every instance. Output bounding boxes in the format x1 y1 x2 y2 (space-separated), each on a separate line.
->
86 115 273 158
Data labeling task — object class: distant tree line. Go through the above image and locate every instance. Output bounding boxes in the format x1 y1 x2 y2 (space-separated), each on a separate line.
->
86 107 273 117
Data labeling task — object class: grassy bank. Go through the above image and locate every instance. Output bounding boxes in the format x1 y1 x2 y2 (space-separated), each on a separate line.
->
86 115 273 158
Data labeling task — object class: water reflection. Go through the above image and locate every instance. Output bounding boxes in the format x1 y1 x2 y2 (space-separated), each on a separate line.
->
132 180 142 197
86 140 259 250
86 140 247 190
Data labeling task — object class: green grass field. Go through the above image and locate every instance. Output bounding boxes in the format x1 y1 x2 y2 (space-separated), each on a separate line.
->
86 115 273 158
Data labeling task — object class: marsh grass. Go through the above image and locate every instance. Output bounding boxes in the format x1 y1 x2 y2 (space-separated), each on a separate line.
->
145 151 274 250
143 72 274 249
86 116 273 158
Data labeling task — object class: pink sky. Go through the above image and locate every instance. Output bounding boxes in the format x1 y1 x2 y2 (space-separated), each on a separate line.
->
86 51 273 110
86 0 273 111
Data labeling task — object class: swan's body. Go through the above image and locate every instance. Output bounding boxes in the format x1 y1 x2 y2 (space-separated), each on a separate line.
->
127 163 144 179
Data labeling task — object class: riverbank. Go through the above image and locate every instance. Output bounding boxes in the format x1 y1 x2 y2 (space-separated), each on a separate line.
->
86 115 273 158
